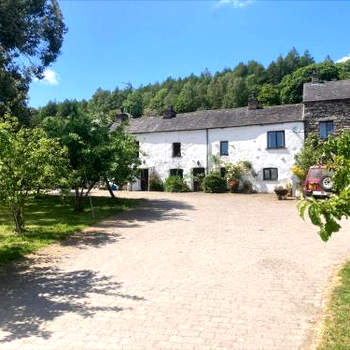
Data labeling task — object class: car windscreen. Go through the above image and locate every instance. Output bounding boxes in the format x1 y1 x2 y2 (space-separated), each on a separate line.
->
309 168 331 178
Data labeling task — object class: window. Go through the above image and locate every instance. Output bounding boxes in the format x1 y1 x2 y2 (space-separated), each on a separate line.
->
136 141 140 158
267 131 285 149
220 167 226 178
220 141 229 156
172 143 181 157
170 169 183 178
263 168 278 181
319 121 334 139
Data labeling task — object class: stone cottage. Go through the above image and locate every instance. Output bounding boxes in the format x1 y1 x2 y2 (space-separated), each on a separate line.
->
112 79 350 192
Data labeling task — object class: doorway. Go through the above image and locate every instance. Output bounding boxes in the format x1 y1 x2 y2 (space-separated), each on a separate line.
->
192 167 205 192
140 169 149 191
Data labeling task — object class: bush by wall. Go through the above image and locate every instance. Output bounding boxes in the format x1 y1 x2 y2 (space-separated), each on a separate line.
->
148 173 164 191
164 176 190 193
202 173 227 193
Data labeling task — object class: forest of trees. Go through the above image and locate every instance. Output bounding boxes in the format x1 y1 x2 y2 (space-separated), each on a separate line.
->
35 48 350 122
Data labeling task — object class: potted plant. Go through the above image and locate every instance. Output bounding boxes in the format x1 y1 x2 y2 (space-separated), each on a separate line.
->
274 186 289 200
225 161 253 193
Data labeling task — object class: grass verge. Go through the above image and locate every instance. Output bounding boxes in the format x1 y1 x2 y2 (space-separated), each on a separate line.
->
0 195 141 265
318 261 350 349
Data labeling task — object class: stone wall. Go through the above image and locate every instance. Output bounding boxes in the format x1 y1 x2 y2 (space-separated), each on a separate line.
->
304 99 350 137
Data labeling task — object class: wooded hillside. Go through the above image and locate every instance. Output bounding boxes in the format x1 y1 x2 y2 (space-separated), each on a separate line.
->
36 48 350 121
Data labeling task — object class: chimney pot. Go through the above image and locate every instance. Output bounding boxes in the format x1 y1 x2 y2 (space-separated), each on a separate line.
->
163 106 176 119
247 93 261 110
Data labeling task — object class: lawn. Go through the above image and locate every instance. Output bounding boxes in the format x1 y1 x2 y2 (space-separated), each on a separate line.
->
0 195 141 264
318 261 350 349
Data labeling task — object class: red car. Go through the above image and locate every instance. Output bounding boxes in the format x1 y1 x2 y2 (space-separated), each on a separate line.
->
303 165 334 198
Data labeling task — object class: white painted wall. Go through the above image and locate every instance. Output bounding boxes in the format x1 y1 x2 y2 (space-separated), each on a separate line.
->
131 130 207 190
208 122 304 192
130 121 305 193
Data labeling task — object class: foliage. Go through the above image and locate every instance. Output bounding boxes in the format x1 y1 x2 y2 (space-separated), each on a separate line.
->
0 0 66 121
318 261 350 350
202 173 227 193
41 101 140 210
148 173 164 191
0 195 141 264
0 116 68 233
225 161 252 181
298 132 350 241
257 83 280 106
35 48 348 121
164 176 190 193
293 133 323 181
274 186 289 200
280 62 340 104
241 180 255 194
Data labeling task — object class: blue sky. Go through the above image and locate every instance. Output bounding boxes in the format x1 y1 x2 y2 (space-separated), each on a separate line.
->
29 0 350 108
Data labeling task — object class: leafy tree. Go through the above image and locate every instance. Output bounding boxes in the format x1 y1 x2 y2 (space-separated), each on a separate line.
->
122 90 143 117
222 77 248 108
280 62 340 104
0 116 68 233
257 83 280 106
292 133 323 182
41 101 140 209
298 132 350 241
0 0 66 120
148 88 168 114
175 81 198 113
105 126 141 196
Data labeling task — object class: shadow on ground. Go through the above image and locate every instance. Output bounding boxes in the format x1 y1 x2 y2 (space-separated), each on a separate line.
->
0 197 194 342
0 258 145 342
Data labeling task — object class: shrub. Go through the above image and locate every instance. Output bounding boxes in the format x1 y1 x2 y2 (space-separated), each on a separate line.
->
202 173 227 193
148 173 164 191
164 176 190 192
241 180 255 194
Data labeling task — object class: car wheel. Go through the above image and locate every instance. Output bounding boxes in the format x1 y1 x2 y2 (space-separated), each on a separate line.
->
321 176 333 191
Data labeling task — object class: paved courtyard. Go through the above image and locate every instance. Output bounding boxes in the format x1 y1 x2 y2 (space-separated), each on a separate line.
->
1 192 350 350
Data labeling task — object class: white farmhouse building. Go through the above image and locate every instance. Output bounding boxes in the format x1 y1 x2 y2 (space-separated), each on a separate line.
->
112 79 350 193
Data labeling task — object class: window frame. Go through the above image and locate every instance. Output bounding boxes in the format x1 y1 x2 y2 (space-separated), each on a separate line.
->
267 130 285 149
220 141 229 156
170 169 184 178
263 168 278 181
319 120 334 139
172 142 181 157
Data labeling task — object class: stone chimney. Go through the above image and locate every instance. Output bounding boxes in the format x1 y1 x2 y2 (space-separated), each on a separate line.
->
247 93 261 110
163 106 176 119
311 68 321 84
113 113 129 123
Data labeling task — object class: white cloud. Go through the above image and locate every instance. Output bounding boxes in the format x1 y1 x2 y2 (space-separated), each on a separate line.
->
34 69 59 85
216 0 255 8
336 54 350 63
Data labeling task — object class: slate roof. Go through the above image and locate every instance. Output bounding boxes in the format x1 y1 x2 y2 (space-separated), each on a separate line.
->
122 104 303 134
303 79 350 102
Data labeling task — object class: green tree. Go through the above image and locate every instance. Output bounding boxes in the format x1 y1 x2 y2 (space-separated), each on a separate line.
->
105 126 141 196
123 90 144 117
280 62 340 104
0 116 68 233
292 133 322 181
258 83 280 106
148 88 168 115
298 132 350 241
0 0 66 120
175 81 198 113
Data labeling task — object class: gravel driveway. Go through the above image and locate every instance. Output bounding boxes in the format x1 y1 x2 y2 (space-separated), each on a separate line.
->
1 192 350 350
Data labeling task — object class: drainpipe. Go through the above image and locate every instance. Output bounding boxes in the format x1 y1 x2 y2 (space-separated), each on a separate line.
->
206 128 209 174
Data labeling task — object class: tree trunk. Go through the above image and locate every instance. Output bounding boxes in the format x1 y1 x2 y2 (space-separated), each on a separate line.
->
85 182 96 197
104 177 115 198
12 205 24 234
74 188 84 211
